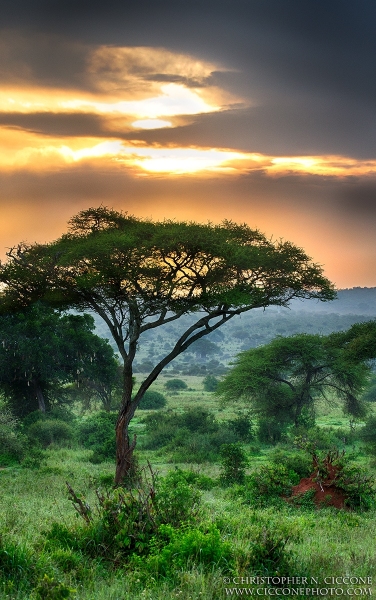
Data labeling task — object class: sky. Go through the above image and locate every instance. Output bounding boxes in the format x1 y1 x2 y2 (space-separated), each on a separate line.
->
1 0 376 288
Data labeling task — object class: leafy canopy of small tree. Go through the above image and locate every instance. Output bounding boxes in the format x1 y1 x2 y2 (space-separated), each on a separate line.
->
164 378 188 391
0 207 335 483
0 302 119 416
217 322 376 427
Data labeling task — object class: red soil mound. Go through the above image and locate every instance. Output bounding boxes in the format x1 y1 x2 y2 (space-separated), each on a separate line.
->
291 464 347 509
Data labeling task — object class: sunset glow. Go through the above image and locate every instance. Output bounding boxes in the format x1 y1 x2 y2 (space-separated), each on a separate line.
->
0 21 375 287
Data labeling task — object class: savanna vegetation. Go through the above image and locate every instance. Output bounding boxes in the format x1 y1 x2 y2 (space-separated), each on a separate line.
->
1 207 376 599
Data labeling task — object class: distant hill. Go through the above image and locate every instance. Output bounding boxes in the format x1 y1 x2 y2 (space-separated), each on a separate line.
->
288 287 376 315
89 287 376 374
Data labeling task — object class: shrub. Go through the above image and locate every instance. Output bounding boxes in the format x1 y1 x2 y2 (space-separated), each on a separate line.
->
143 524 234 577
47 467 202 563
244 463 298 506
202 375 219 392
76 411 116 461
138 390 167 410
337 463 376 510
269 448 311 479
0 401 26 463
142 408 244 462
154 469 201 527
246 525 296 576
228 412 254 442
219 443 248 486
164 378 188 391
360 416 376 453
257 417 287 444
27 419 73 449
33 574 76 600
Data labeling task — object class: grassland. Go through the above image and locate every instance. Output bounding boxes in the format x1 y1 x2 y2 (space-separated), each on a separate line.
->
1 375 376 599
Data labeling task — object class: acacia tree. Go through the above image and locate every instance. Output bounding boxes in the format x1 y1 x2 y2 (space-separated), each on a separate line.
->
0 207 335 484
217 323 376 429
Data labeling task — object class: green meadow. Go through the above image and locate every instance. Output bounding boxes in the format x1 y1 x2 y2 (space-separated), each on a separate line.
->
1 373 376 600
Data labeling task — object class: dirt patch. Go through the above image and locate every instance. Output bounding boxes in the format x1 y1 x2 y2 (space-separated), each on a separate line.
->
290 466 347 509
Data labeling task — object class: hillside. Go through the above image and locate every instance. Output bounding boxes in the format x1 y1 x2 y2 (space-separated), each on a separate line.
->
91 287 376 374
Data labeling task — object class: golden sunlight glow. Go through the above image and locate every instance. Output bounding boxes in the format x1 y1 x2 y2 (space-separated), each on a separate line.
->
2 125 376 177
132 119 172 129
64 83 219 118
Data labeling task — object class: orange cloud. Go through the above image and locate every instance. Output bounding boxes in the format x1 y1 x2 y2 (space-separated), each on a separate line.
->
2 125 376 178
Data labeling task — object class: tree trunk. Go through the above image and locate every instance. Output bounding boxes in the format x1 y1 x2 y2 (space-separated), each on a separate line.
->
33 379 46 412
115 410 137 486
114 365 137 486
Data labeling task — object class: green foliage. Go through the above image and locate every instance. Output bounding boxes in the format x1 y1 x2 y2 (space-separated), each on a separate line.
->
0 537 37 585
142 523 234 577
218 325 376 429
154 469 202 527
361 374 376 402
245 525 296 576
269 448 311 479
243 464 299 506
0 302 119 417
0 400 26 463
164 378 188 391
257 417 288 444
360 415 376 452
46 467 202 564
337 463 376 510
227 412 254 442
219 443 248 486
77 411 116 462
27 419 73 448
141 407 240 463
202 374 220 392
33 574 76 600
138 390 167 410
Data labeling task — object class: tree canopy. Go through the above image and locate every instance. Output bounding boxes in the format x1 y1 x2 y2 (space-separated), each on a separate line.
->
0 302 119 416
217 322 376 429
0 206 335 483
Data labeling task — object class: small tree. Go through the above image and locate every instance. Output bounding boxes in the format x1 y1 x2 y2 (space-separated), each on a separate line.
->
217 324 376 428
0 302 119 417
0 207 335 484
164 378 188 391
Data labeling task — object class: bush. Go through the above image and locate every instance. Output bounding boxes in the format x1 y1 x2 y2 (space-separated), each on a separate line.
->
164 378 188 391
257 417 287 444
269 448 311 479
76 411 116 461
142 524 234 577
142 408 245 462
228 412 254 442
0 537 37 586
27 419 73 448
219 443 248 486
360 416 376 453
337 462 376 510
202 375 219 392
138 390 167 410
245 525 296 576
243 463 298 506
46 467 202 562
0 401 26 463
154 469 202 527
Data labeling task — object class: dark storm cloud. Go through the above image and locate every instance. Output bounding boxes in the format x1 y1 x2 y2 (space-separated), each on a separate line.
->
2 1 376 158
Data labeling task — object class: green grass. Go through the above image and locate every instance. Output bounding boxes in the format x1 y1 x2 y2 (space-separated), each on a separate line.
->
1 382 376 599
